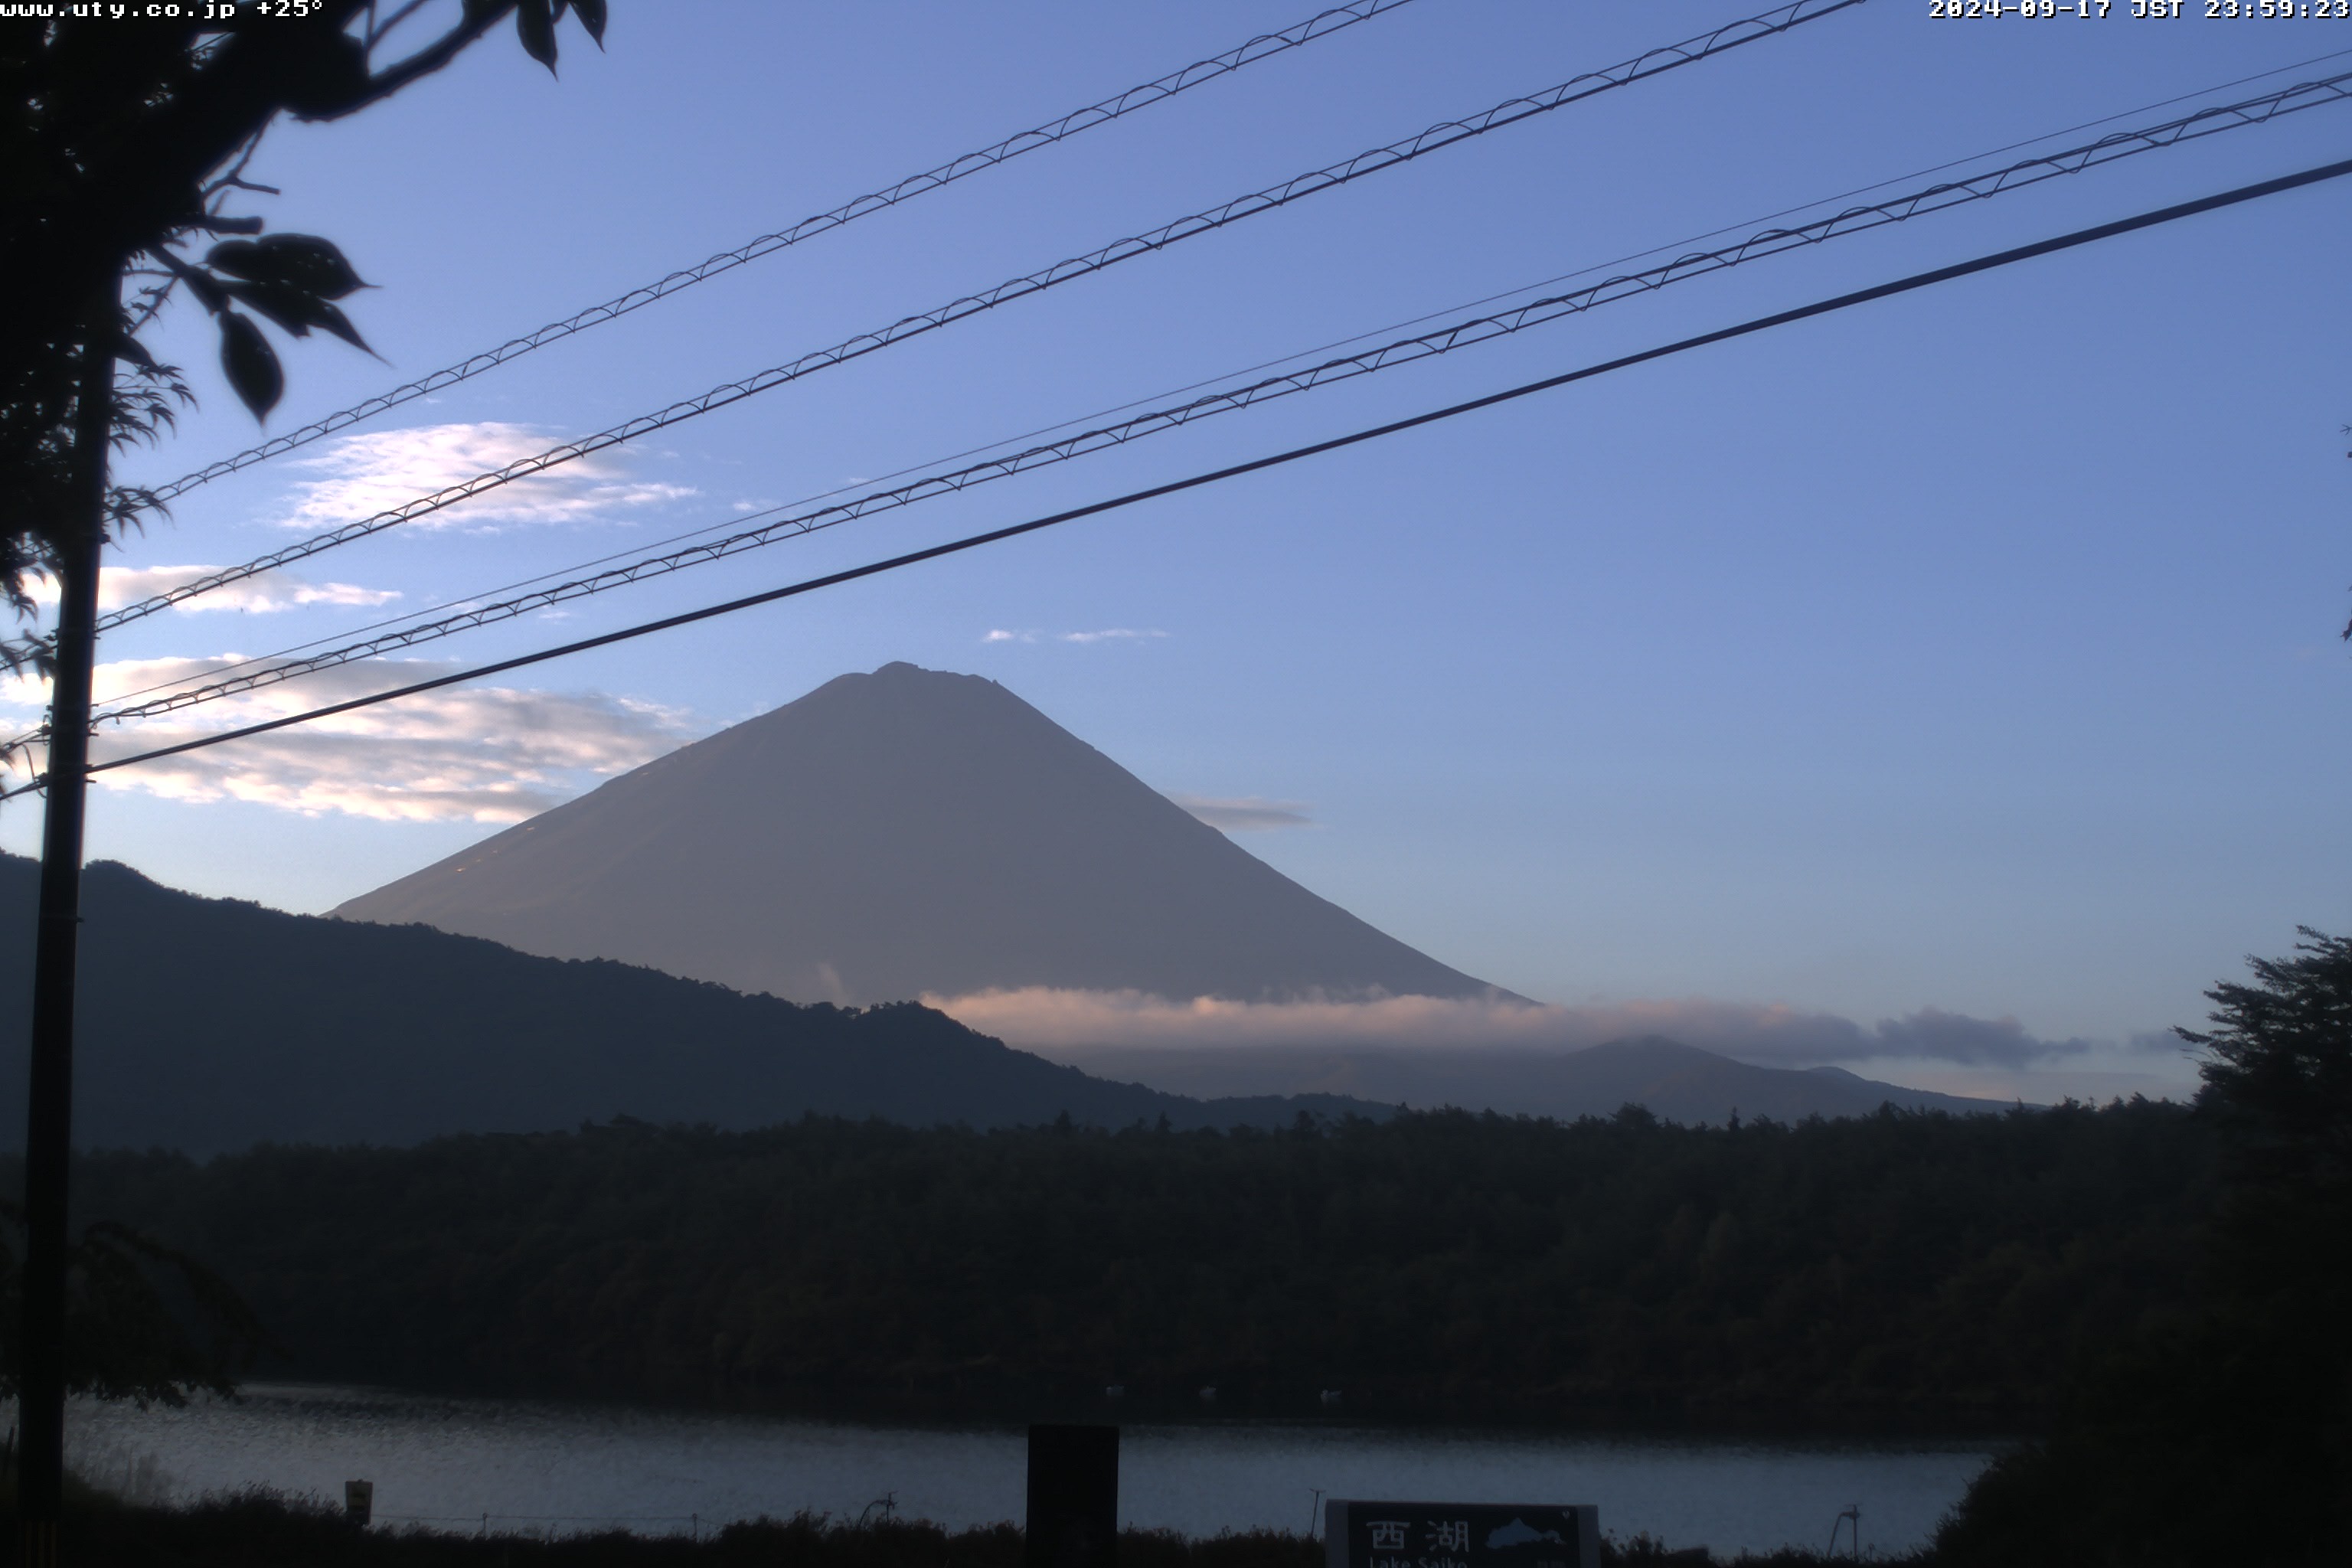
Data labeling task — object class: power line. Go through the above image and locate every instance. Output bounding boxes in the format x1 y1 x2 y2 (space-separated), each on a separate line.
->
109 0 1857 625
84 42 2352 720
82 64 2352 730
1339 43 2352 356
136 0 1423 508
34 152 2347 797
97 0 1864 631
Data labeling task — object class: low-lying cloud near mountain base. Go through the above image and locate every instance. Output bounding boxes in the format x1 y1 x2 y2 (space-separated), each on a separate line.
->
924 986 2165 1070
1169 794 1315 831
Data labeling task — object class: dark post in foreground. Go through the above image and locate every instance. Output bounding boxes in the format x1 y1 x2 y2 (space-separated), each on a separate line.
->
1027 1424 1119 1568
18 285 116 1566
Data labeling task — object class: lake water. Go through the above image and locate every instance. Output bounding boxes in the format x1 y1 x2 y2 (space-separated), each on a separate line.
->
62 1383 2002 1559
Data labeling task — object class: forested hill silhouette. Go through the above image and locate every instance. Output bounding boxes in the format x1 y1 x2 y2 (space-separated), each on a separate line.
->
0 855 1371 1155
1050 1037 2005 1124
332 662 1506 1007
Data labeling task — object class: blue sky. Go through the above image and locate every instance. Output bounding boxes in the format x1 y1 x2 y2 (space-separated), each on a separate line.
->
8 0 2348 1100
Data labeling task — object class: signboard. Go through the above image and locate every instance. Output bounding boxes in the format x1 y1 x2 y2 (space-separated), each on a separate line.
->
343 1479 374 1527
1325 1501 1599 1568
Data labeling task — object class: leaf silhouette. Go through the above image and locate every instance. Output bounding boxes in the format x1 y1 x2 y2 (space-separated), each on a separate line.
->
222 279 318 338
219 278 371 357
203 239 263 276
207 234 366 300
217 312 283 420
518 0 558 71
281 31 372 119
308 300 375 357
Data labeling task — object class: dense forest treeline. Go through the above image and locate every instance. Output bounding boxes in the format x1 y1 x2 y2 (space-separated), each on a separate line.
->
0 944 2333 1566
1932 929 2352 1564
33 1098 2207 1419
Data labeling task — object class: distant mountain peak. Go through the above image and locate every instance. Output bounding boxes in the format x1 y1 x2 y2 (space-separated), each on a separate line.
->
335 663 1501 1008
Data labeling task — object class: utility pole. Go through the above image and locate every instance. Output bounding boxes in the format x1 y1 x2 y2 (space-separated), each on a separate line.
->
18 280 116 1568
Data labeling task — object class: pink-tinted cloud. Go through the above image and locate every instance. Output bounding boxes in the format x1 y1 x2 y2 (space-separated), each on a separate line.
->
923 987 2133 1068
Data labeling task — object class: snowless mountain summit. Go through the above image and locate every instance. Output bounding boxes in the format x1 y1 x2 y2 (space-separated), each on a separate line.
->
334 662 1504 1008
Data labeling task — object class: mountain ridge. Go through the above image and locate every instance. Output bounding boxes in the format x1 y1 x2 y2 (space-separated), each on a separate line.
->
333 662 1507 1007
1031 1035 2011 1125
0 854 2013 1153
0 855 1375 1155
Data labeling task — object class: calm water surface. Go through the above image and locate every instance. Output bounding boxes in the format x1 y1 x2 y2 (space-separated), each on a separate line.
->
66 1384 2001 1558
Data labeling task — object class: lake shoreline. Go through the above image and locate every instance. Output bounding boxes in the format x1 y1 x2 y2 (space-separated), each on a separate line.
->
239 1367 2040 1443
58 1381 2000 1559
30 1489 1931 1568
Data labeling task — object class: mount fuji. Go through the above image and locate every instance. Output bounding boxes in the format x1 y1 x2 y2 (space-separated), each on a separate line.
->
335 662 1504 1009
